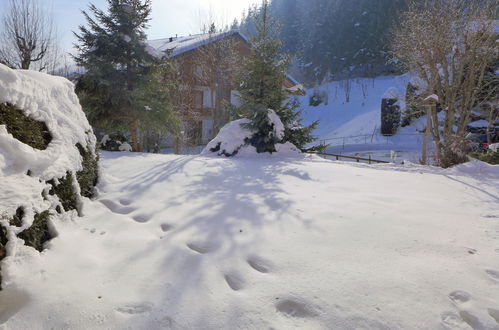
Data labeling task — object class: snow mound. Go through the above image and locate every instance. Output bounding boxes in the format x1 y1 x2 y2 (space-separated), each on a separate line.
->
119 142 132 152
0 64 98 289
451 158 499 178
202 119 252 156
201 109 300 157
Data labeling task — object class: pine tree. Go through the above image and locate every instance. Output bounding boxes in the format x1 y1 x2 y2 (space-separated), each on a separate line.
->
73 0 176 151
235 0 317 152
245 106 282 153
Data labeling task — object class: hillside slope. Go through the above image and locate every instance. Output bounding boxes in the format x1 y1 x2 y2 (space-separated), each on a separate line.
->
298 76 411 141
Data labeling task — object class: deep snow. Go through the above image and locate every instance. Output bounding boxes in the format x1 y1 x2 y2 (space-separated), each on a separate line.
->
1 151 498 329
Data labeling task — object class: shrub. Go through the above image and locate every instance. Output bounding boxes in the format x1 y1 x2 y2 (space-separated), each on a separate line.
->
9 207 24 227
17 211 52 252
76 143 99 198
48 172 78 212
100 132 129 151
0 103 52 149
0 64 99 290
0 224 7 290
469 151 499 165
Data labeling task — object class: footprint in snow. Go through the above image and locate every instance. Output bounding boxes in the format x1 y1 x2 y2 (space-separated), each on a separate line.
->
160 223 172 232
448 290 471 304
186 242 216 254
116 303 153 315
100 199 136 215
458 311 484 329
488 309 499 324
485 269 499 281
114 207 137 215
447 290 499 329
119 198 133 206
275 297 318 318
441 311 470 329
224 273 245 291
247 255 272 273
131 213 153 223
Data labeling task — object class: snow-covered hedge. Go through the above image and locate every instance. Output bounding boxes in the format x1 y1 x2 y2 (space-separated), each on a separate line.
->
0 64 98 289
201 109 301 157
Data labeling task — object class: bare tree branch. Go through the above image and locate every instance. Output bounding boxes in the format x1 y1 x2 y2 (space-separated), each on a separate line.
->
391 0 498 167
0 0 60 71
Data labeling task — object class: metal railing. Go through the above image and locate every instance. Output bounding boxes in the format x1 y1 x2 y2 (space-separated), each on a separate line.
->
313 133 424 150
307 151 390 164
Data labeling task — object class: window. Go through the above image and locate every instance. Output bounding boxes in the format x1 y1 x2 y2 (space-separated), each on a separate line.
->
203 89 214 108
230 90 241 107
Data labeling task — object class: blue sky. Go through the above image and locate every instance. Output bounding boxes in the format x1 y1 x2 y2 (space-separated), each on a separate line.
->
0 0 258 54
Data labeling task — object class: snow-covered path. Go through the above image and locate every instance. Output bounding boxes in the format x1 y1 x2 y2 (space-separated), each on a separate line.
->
2 152 499 329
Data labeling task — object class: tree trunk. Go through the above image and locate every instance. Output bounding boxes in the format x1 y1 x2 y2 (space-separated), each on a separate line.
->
174 135 181 154
420 111 430 165
129 120 140 152
486 107 496 145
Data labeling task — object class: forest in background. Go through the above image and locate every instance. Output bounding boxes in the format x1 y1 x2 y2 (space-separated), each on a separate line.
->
239 0 408 85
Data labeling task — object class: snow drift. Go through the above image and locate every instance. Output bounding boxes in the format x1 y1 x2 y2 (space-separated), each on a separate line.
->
0 64 98 289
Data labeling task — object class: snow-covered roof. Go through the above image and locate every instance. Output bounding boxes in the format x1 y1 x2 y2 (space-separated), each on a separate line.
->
424 94 439 103
148 30 303 90
147 30 249 58
286 75 300 86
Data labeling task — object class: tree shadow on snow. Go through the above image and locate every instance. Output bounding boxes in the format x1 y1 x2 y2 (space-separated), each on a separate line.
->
105 155 322 326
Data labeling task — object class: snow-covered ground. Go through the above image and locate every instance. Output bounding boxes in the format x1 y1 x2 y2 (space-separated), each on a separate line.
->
298 75 432 163
299 76 411 142
2 151 499 329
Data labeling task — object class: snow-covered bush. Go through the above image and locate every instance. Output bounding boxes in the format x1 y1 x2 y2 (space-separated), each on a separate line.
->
202 109 300 157
100 132 130 152
0 64 99 289
202 119 253 157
